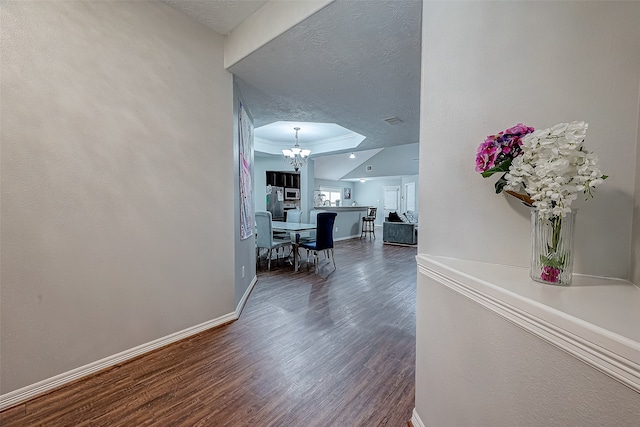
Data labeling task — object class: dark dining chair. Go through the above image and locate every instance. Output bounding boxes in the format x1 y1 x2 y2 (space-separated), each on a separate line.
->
299 212 337 273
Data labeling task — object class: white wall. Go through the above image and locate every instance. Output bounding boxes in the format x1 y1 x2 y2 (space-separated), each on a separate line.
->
633 92 640 285
401 175 419 214
354 178 403 226
233 81 256 303
417 272 640 427
416 1 640 424
0 1 234 394
302 158 315 222
419 1 640 280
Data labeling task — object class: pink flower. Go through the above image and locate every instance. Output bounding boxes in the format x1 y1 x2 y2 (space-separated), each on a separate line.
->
505 123 535 135
541 266 561 283
475 123 534 174
475 139 501 172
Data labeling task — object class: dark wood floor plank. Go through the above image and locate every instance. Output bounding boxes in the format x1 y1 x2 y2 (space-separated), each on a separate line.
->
1 238 416 426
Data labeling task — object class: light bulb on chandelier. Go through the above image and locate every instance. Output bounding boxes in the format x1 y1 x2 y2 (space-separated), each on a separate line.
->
282 127 310 171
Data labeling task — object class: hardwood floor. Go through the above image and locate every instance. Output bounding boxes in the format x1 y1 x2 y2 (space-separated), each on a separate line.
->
1 237 417 426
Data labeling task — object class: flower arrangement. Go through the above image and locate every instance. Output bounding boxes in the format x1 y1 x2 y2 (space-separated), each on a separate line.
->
504 121 605 219
476 121 606 215
475 123 534 176
476 121 607 284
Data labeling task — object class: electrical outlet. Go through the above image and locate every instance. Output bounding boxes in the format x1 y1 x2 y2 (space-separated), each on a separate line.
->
335 227 338 232
241 266 245 278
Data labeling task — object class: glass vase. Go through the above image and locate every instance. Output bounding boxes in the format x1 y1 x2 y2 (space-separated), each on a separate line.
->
530 209 577 286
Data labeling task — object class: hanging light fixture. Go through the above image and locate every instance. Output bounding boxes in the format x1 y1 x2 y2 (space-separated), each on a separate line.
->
349 152 356 159
282 127 310 171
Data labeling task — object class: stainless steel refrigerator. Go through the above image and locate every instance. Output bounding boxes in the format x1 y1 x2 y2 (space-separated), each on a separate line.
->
266 185 284 221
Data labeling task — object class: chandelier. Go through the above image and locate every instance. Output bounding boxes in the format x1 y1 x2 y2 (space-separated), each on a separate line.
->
282 127 310 171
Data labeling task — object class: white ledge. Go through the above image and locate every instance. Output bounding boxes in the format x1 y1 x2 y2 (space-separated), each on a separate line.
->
416 254 640 392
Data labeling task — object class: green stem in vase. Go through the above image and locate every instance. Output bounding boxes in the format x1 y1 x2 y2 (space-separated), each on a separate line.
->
540 215 567 276
550 216 562 253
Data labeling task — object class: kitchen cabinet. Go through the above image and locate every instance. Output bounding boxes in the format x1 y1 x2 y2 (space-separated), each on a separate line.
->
266 171 300 189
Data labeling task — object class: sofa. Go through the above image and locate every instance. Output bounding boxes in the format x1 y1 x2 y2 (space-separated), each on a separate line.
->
383 211 418 245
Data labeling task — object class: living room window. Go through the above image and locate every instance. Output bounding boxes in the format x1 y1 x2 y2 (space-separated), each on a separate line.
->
319 186 342 206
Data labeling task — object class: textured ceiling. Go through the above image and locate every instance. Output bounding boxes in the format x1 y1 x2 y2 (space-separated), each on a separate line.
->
314 148 383 181
229 0 422 154
162 0 422 178
161 0 268 35
254 121 365 156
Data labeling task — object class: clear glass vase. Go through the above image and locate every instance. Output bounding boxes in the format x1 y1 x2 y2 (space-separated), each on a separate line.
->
530 209 577 286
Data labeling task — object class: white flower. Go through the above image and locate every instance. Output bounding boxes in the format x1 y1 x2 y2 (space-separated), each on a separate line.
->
504 121 605 220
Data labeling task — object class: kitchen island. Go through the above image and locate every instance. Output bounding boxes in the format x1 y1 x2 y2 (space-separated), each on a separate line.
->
314 206 370 240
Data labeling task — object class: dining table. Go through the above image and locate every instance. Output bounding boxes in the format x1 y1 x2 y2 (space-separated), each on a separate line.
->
271 221 317 272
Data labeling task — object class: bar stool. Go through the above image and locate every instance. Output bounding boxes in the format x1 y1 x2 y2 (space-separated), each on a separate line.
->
360 207 377 239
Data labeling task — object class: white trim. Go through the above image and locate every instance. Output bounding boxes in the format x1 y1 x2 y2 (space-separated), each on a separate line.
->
0 278 260 412
411 408 426 427
332 226 383 242
236 275 258 317
224 0 334 68
334 234 361 242
404 181 416 212
416 255 640 393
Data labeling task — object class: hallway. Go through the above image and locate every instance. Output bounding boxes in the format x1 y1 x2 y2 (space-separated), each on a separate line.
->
1 238 417 426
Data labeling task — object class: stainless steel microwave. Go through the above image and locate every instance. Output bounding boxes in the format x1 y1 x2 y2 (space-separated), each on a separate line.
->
284 188 300 200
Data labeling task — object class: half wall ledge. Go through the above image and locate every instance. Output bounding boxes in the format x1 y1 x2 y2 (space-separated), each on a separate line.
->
416 254 640 392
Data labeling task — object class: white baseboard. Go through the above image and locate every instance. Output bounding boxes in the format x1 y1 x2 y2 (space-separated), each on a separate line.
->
0 277 259 412
335 232 387 241
236 275 258 316
334 234 361 241
411 408 426 427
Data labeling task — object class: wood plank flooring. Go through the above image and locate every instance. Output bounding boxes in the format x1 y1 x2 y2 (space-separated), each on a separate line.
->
1 237 417 426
